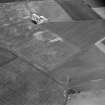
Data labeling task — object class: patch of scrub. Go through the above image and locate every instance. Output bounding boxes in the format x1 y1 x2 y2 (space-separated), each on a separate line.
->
68 89 105 105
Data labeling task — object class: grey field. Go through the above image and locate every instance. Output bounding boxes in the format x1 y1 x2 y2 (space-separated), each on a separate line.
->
0 0 105 105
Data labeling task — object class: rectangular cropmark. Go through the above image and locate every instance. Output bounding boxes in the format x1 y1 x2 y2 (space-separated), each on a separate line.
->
15 31 80 71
